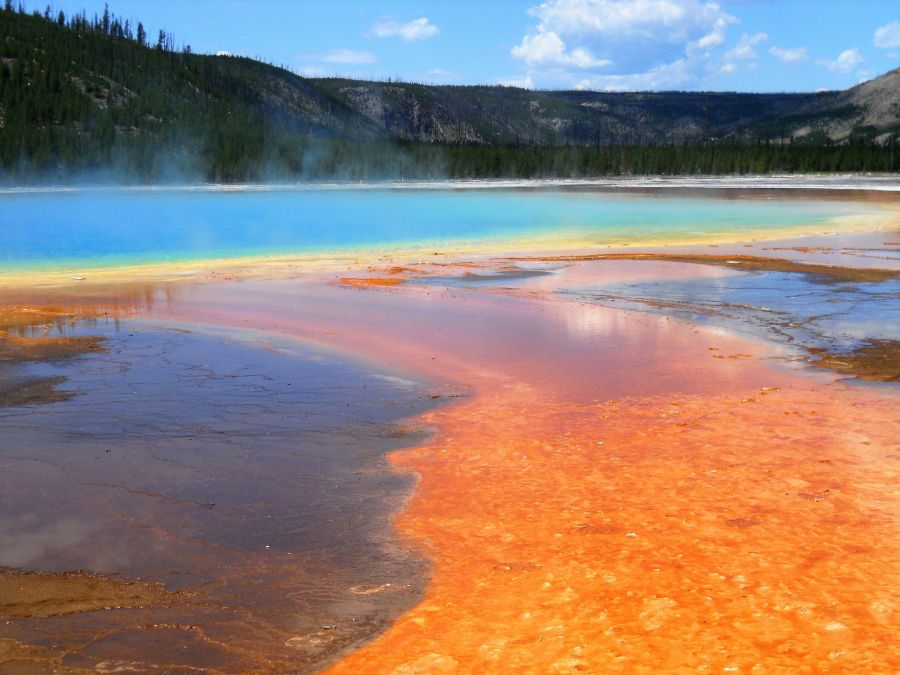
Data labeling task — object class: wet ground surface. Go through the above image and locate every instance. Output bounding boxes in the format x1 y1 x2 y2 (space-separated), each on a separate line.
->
388 237 900 381
0 212 898 672
257 251 899 673
552 262 900 377
0 319 441 672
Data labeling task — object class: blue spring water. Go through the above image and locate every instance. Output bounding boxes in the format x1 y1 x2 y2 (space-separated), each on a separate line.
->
0 186 861 273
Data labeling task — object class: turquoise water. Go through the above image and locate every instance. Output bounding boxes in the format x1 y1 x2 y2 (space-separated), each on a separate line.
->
0 186 859 273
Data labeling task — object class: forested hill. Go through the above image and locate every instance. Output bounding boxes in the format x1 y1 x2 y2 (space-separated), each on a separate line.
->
1 5 898 183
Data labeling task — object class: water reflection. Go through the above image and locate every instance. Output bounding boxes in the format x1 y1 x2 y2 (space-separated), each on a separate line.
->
556 262 900 356
0 318 438 671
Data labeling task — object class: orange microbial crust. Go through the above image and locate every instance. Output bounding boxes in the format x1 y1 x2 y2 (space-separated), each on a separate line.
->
146 267 899 674
3 252 899 673
339 277 407 288
327 383 899 674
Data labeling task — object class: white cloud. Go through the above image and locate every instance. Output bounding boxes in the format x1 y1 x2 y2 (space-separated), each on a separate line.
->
525 0 736 57
769 46 808 64
824 48 863 74
321 49 377 65
509 0 737 90
568 58 695 91
296 49 378 77
873 21 900 49
694 13 733 50
718 62 737 75
512 31 610 68
525 0 731 39
370 17 439 42
215 50 231 57
299 65 326 77
498 73 535 89
724 32 767 61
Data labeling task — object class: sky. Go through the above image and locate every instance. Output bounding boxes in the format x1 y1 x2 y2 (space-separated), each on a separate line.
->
28 0 900 92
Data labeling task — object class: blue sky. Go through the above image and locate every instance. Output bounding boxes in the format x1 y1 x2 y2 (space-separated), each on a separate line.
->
29 0 900 92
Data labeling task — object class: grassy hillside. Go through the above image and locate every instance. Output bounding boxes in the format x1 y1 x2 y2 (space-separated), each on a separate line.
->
1 5 897 183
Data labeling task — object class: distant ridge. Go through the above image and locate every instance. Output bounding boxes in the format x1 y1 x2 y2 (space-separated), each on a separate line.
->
309 70 900 147
1 6 897 182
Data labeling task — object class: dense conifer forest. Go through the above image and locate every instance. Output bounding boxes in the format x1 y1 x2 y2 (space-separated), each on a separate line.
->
0 4 897 183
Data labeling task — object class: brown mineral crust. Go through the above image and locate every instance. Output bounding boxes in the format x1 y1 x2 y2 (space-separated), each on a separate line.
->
0 569 176 619
0 375 72 406
809 339 900 382
0 334 105 363
0 306 103 361
0 307 74 331
0 637 93 674
0 307 105 407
